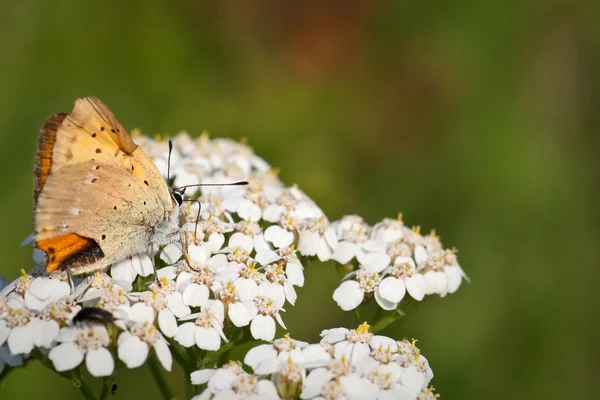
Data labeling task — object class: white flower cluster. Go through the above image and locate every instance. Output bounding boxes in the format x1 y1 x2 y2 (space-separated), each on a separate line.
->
0 133 464 398
0 133 342 378
332 215 468 311
191 323 439 400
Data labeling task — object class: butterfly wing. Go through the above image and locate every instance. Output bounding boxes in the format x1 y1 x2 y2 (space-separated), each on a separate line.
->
35 160 171 273
34 97 171 208
33 97 175 274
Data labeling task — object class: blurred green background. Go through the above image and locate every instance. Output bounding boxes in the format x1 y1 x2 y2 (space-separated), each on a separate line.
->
1 0 598 398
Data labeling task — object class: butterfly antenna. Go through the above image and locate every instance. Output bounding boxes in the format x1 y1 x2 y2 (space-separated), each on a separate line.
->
167 140 173 184
175 181 249 191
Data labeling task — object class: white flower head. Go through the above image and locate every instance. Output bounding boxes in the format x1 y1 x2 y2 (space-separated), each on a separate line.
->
333 269 392 311
248 295 286 342
175 300 227 351
297 216 338 262
49 325 114 377
118 303 172 371
196 366 280 400
321 322 396 366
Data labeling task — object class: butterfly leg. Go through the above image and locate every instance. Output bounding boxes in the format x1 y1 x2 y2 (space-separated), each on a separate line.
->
149 229 161 286
180 229 194 269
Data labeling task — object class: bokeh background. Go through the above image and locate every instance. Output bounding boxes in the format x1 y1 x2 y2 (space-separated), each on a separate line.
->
0 0 598 398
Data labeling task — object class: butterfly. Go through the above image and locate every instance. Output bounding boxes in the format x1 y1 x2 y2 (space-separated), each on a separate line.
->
33 97 187 276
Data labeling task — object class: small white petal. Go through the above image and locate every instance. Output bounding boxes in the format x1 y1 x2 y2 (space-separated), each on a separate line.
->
414 245 428 264
86 348 114 377
154 340 172 371
375 290 398 311
129 303 155 324
255 249 280 266
110 259 138 284
400 366 426 394
166 293 191 318
255 379 279 399
238 200 262 221
406 274 426 301
34 319 60 348
8 325 35 354
228 302 250 327
158 309 178 338
182 284 210 307
49 342 84 371
118 336 148 368
333 241 357 264
378 277 406 304
0 320 9 346
160 243 182 264
340 375 378 399
301 368 331 399
176 323 198 347
188 245 210 264
195 327 221 351
250 315 276 341
190 369 216 385
244 344 277 370
286 261 305 287
332 281 364 311
234 279 258 302
229 232 254 252
132 254 155 277
301 344 331 369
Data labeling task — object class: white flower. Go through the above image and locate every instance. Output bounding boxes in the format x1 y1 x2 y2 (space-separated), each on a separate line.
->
176 300 227 351
184 217 230 254
216 282 252 327
377 257 427 304
22 272 71 312
160 243 184 265
75 272 131 304
118 303 172 371
332 215 371 264
196 368 279 400
135 276 190 338
300 361 377 400
48 325 114 377
263 215 297 249
320 323 396 365
356 240 391 274
371 216 408 244
177 267 216 308
255 246 305 289
297 217 338 262
245 335 330 375
228 220 263 253
366 362 424 399
4 300 39 355
247 295 287 342
37 296 81 348
333 270 390 311
110 254 154 285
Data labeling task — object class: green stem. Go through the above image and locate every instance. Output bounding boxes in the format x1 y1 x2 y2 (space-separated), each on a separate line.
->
70 368 97 400
353 308 362 325
169 339 192 370
98 374 115 400
148 353 174 400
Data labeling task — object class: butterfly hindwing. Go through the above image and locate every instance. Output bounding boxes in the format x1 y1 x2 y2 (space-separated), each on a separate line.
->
35 160 168 274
